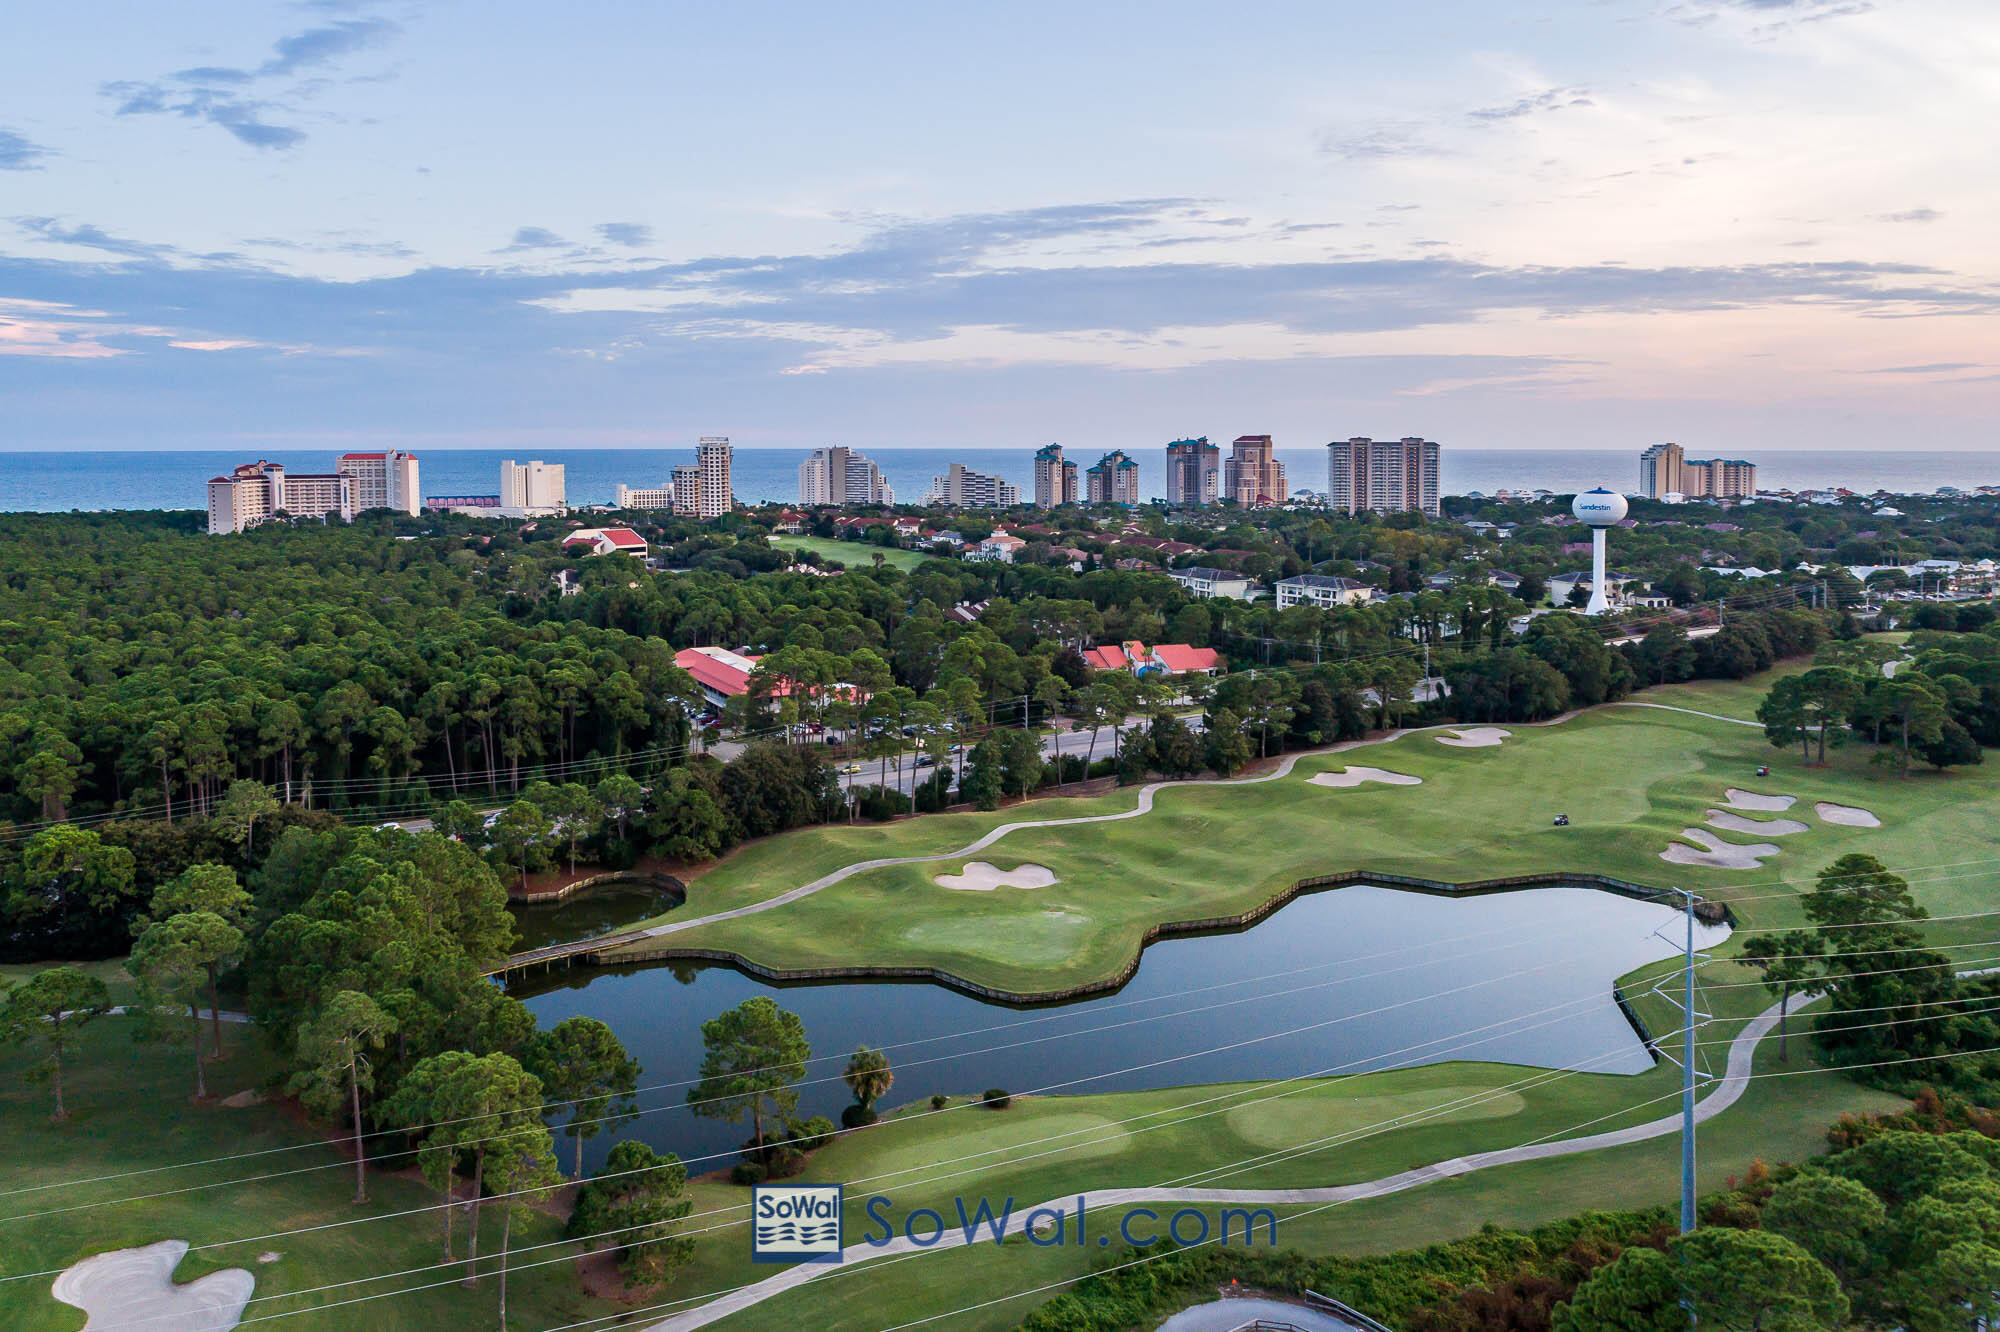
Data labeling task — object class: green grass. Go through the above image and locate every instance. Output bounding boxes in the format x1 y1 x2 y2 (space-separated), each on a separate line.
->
613 693 2000 997
770 534 934 573
0 958 140 1007
0 1021 616 1331
1627 660 1808 720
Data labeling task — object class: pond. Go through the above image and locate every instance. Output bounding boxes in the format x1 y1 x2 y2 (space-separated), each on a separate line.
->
507 882 684 952
516 883 1729 1175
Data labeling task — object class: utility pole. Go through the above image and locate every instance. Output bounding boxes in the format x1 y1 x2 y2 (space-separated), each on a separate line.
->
1681 886 1697 1235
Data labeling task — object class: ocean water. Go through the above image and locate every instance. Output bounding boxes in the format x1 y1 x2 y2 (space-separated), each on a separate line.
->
2 447 1997 513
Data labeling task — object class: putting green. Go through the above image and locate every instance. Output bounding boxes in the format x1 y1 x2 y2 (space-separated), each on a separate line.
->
1224 1084 1527 1150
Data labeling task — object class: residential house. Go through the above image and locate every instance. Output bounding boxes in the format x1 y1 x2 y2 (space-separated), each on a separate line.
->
562 527 648 557
1167 566 1258 600
1274 574 1373 609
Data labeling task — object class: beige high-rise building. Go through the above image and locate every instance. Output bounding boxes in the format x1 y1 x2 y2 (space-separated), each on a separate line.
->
1032 443 1077 507
1165 437 1220 506
1085 450 1141 506
926 462 1019 508
798 446 893 506
206 461 355 534
1326 437 1440 517
336 450 420 515
1223 435 1287 507
670 465 700 514
1640 443 1756 499
696 437 733 519
500 459 566 511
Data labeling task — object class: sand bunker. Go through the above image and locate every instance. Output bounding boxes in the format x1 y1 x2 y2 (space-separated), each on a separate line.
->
1436 727 1511 748
1722 788 1796 812
1705 809 1809 837
1815 802 1882 828
1308 766 1423 789
53 1240 253 1331
1661 828 1781 870
934 862 1059 892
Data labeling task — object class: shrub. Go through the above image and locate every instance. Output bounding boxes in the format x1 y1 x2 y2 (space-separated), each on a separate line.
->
982 1088 1012 1109
930 1094 949 1111
854 785 913 822
763 1146 806 1179
791 1115 838 1150
729 1161 767 1186
840 1103 879 1129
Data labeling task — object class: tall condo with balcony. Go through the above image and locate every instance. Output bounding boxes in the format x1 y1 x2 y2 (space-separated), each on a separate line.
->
1033 443 1078 507
798 446 894 506
697 437 733 518
1640 442 1755 499
1085 450 1142 505
1165 437 1219 506
925 462 1019 508
1325 437 1441 516
1223 435 1286 507
336 450 420 515
207 461 356 534
500 459 566 514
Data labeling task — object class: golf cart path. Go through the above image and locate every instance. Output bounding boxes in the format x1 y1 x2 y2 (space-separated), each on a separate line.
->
645 993 1799 1330
638 700 1754 941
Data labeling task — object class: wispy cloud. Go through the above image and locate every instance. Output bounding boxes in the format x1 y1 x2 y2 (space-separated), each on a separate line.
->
1878 207 1943 223
1468 86 1595 123
596 222 654 248
497 227 569 252
100 16 397 149
0 128 53 171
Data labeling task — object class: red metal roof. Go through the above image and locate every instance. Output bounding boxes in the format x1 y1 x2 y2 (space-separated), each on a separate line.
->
1153 644 1222 673
675 647 758 697
339 452 387 460
1083 644 1130 670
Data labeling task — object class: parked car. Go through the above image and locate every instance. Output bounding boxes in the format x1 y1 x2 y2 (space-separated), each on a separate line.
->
839 762 863 774
915 754 936 768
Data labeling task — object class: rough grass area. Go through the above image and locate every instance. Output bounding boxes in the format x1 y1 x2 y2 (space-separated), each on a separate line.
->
0 1021 611 1331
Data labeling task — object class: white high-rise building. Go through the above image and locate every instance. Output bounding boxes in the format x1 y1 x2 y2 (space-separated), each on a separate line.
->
1325 437 1441 517
798 446 894 506
500 459 566 512
924 462 1019 508
670 465 700 515
206 461 355 534
335 450 420 515
696 437 733 519
614 483 675 509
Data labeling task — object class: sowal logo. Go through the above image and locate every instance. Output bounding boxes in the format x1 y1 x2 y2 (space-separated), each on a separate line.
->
751 1184 844 1264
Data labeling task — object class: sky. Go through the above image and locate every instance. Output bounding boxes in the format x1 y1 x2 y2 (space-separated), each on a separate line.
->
1 0 1996 454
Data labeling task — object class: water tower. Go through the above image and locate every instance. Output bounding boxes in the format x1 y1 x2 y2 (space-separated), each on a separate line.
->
1571 487 1629 615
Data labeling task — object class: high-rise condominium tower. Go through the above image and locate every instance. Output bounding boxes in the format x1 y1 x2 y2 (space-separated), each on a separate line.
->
206 461 355 534
1165 437 1219 506
926 462 1019 508
1085 450 1141 506
500 459 566 511
1640 443 1755 499
1324 437 1440 516
336 450 420 515
798 447 894 506
1032 443 1078 507
697 437 733 519
1223 435 1286 507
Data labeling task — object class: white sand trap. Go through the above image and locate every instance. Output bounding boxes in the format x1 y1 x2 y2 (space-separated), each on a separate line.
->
934 861 1059 892
1705 808 1809 837
1661 828 1781 870
1722 788 1796 812
1308 766 1424 789
1815 801 1882 828
1436 727 1512 748
53 1240 253 1331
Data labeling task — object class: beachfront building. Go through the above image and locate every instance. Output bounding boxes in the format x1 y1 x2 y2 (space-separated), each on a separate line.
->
1275 574 1374 609
1165 437 1220 507
1223 435 1286 507
1640 443 1757 499
1324 437 1441 517
925 462 1020 508
1085 450 1142 506
1166 566 1259 600
336 450 420 515
798 446 894 506
1033 443 1078 508
695 437 733 518
500 459 566 515
206 461 355 534
613 483 674 509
